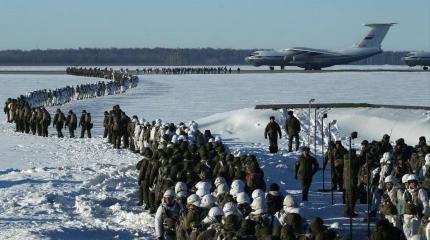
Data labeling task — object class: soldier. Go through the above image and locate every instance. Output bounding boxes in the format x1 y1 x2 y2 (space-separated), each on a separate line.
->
380 176 400 228
370 219 406 240
331 140 348 191
103 111 109 138
344 150 359 217
267 183 284 215
248 197 281 239
294 147 319 201
264 116 282 153
155 189 183 240
52 109 65 138
284 111 301 152
403 174 429 218
41 107 51 137
79 110 92 138
306 217 337 240
274 195 303 236
4 98 11 123
380 134 393 154
65 110 77 138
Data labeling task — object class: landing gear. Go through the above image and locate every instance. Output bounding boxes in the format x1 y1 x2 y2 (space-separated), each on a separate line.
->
313 66 322 71
280 66 285 70
269 66 274 71
424 66 428 71
304 65 312 71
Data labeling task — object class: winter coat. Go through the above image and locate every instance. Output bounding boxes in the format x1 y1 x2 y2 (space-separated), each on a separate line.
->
403 214 419 239
295 154 319 181
264 121 282 139
154 201 182 239
403 188 429 216
285 116 301 136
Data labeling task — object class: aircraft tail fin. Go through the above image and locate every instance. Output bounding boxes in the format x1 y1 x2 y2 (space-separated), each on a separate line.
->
356 23 396 48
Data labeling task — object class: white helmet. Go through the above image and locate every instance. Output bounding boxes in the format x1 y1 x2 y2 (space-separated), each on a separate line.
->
215 136 222 142
231 179 245 191
187 194 201 207
250 197 267 214
283 195 295 208
402 174 411 184
208 206 224 218
251 189 265 200
155 118 162 125
177 191 187 199
139 119 145 125
230 185 244 198
236 192 251 205
216 184 229 196
425 154 430 165
407 174 419 182
163 189 175 198
214 177 227 187
380 152 392 164
195 181 212 198
175 182 187 194
208 138 215 143
200 194 217 209
384 175 397 185
223 202 238 217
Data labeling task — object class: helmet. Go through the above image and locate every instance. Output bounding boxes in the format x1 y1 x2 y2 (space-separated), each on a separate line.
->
155 118 162 125
380 152 392 164
214 177 227 187
214 136 222 142
251 189 265 200
283 195 295 208
175 182 187 194
250 198 267 214
402 174 411 184
231 179 245 191
208 138 215 143
187 194 201 207
144 121 151 127
236 192 251 204
177 191 187 199
200 194 217 209
216 184 229 196
139 119 145 125
223 202 238 217
208 207 224 218
407 174 419 182
230 184 244 197
163 189 175 198
384 176 396 185
195 181 211 198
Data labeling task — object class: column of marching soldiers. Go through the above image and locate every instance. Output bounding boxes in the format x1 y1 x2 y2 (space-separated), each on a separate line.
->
3 67 139 138
137 66 241 75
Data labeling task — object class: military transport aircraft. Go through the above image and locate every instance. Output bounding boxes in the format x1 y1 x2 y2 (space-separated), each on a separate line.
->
245 23 396 70
403 51 430 70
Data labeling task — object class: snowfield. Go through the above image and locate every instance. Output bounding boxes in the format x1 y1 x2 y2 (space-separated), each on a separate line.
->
0 68 429 239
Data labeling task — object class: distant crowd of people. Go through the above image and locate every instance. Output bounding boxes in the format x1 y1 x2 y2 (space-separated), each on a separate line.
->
137 66 241 75
66 66 137 81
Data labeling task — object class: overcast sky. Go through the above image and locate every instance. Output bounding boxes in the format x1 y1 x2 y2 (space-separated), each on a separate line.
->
0 0 429 51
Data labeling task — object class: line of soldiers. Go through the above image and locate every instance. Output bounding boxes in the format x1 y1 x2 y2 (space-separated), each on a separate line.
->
8 75 138 109
4 98 92 138
138 67 241 75
66 67 137 82
323 134 430 239
98 104 340 239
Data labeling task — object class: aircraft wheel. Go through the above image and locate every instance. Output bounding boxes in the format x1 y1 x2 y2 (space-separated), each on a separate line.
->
269 66 275 71
280 66 285 70
423 66 428 71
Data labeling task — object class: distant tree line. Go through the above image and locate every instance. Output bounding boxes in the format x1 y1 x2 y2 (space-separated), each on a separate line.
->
0 48 409 66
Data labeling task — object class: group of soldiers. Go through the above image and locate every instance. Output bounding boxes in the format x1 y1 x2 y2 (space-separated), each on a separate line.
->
264 111 301 154
66 66 138 82
137 66 241 75
322 134 430 239
97 105 340 239
12 71 138 109
4 98 93 138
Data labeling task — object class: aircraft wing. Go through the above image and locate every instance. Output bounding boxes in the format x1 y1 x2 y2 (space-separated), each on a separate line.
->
288 47 343 56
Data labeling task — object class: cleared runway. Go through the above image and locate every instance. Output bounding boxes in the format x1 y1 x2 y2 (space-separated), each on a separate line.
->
0 69 428 74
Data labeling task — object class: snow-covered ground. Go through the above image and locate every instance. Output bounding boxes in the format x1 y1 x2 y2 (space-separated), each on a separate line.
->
0 69 429 239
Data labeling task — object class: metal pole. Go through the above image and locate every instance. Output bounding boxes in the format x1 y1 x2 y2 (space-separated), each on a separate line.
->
329 123 334 205
308 99 315 146
366 152 371 239
321 116 325 191
314 107 317 157
349 136 353 240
